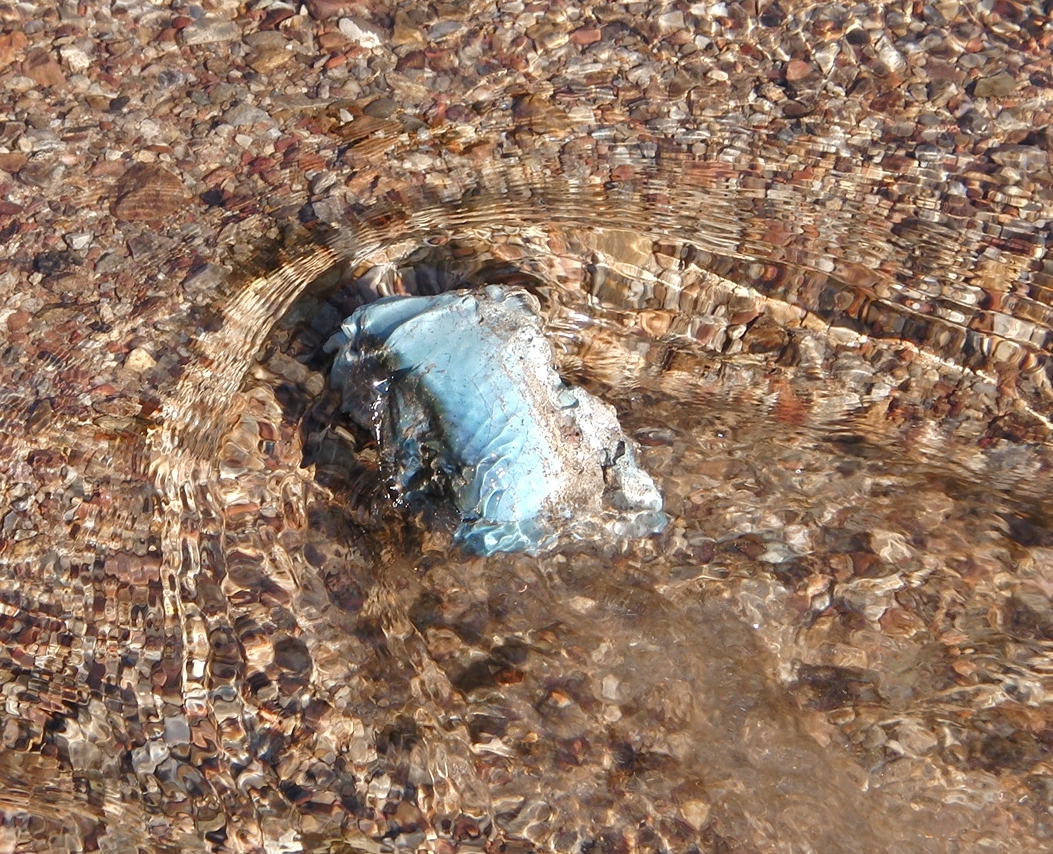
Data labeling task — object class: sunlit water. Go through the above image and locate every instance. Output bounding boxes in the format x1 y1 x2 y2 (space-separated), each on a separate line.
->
3 6 1053 854
132 144 1053 852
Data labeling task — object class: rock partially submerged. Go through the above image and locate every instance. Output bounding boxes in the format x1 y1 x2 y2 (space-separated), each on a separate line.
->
325 285 667 555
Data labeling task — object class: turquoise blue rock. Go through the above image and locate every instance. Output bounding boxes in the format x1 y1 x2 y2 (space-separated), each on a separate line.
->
325 285 667 555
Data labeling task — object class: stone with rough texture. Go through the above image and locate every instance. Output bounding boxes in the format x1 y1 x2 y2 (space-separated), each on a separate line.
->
326 286 666 554
111 164 189 222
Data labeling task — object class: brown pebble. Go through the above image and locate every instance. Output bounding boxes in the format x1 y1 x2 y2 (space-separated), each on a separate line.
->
570 26 603 46
248 46 290 73
6 310 30 333
785 59 814 82
974 72 1018 98
317 31 346 52
303 0 352 20
111 163 190 222
463 140 496 162
21 48 66 88
260 8 294 30
0 152 28 174
511 93 569 132
0 30 27 68
392 11 424 47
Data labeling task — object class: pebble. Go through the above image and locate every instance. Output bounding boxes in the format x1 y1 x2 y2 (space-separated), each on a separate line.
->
570 27 603 46
0 152 27 174
111 163 189 222
179 17 241 45
21 48 65 88
784 59 814 82
425 21 463 41
304 0 351 19
223 103 275 128
0 30 27 69
64 233 93 251
363 97 397 118
247 46 290 73
974 71 1018 98
391 11 424 47
58 45 92 74
125 347 156 372
338 17 384 49
874 35 906 74
182 263 230 297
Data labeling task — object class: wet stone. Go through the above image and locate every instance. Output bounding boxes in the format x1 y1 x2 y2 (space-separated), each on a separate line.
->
973 72 1019 98
223 103 275 128
179 18 241 46
326 286 667 555
33 251 80 276
21 48 65 88
111 163 189 222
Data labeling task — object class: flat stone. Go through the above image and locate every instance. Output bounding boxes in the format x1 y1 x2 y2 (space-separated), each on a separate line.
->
223 102 275 127
182 263 230 297
425 20 463 41
247 46 290 73
21 48 66 88
179 17 240 46
338 17 384 49
974 71 1018 98
111 163 189 222
570 27 603 45
785 59 815 82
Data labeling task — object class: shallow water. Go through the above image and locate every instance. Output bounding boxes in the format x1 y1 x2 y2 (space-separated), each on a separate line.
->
3 2 1053 853
137 145 1053 852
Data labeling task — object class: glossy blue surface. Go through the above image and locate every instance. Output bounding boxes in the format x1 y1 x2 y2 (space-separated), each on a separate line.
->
326 286 666 554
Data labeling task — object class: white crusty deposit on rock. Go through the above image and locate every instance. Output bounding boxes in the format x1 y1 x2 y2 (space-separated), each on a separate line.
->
325 285 667 555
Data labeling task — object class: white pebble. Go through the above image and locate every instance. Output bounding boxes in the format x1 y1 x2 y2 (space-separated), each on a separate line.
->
339 17 384 50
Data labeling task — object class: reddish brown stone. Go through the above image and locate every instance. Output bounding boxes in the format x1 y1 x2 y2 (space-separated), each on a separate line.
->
111 163 190 222
0 152 28 174
260 8 295 30
21 48 66 88
785 59 815 82
570 26 602 45
5 310 30 332
317 31 346 52
0 30 27 69
302 0 352 20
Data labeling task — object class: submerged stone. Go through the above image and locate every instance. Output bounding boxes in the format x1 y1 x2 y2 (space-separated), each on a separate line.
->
325 285 667 555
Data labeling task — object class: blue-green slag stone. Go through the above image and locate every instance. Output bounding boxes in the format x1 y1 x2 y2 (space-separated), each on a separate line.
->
325 285 667 555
